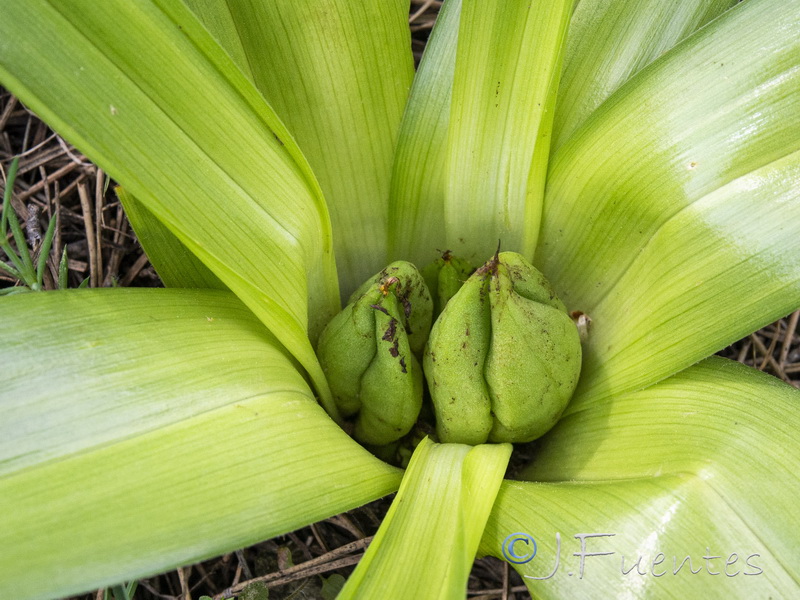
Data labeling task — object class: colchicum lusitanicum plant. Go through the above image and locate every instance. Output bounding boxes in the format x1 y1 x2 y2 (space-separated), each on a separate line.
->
1 0 799 599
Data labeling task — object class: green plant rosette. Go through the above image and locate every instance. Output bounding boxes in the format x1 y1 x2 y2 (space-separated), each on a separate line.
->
1 0 799 598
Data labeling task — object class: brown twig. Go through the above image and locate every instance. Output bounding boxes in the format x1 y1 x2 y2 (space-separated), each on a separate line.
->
94 168 105 285
779 310 799 367
468 585 529 599
409 0 438 24
177 567 191 600
501 561 509 600
0 94 18 132
77 182 98 287
18 161 80 200
326 513 366 540
310 523 329 554
217 537 372 598
119 252 150 286
750 331 790 382
758 321 782 371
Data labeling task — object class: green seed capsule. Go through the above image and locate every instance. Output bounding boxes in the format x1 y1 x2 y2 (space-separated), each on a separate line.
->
422 268 493 445
317 262 433 445
423 251 582 444
421 251 474 317
355 294 425 445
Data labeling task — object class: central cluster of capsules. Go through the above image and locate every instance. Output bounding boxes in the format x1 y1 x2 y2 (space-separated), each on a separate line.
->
316 251 582 449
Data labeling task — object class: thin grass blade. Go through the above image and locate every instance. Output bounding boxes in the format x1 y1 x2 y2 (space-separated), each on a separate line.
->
1 158 33 278
34 213 56 288
1 156 19 239
4 194 34 281
0 260 22 280
57 246 68 289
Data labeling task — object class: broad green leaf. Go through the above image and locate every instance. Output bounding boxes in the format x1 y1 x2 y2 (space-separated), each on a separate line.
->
194 0 414 295
0 0 340 411
389 0 462 268
183 0 252 77
0 289 401 600
339 439 511 599
444 0 572 264
538 0 800 311
480 358 800 597
553 0 736 151
116 187 225 290
573 150 800 408
535 0 800 403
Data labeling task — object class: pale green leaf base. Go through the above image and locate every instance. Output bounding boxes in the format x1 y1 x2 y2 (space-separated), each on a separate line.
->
339 438 511 600
0 289 400 600
481 358 800 598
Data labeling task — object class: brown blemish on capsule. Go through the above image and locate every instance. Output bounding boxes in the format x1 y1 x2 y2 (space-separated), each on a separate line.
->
382 318 397 342
399 294 413 320
379 316 401 358
370 304 390 316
